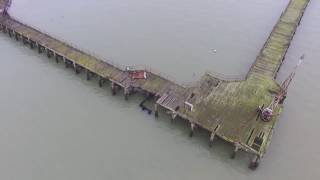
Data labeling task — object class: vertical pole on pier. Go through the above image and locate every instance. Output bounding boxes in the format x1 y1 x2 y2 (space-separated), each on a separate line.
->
249 155 260 170
209 132 216 147
111 82 117 95
189 122 196 137
231 142 240 159
154 104 159 118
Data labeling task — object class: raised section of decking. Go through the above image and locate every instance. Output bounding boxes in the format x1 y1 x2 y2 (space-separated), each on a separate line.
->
0 0 310 168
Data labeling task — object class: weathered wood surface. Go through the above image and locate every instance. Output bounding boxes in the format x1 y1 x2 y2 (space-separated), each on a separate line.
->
0 0 310 159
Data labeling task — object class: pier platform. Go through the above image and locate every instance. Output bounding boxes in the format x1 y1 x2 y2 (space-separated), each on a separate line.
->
0 0 310 169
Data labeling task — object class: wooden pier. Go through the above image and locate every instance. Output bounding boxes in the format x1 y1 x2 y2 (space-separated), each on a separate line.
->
0 0 310 169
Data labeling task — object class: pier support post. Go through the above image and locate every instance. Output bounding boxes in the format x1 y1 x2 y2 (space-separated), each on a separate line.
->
47 50 52 58
231 142 240 159
22 37 28 45
111 82 117 95
189 122 196 137
86 70 92 80
55 55 60 63
65 60 71 68
124 87 130 101
209 132 216 147
29 41 35 49
8 30 12 37
15 33 19 41
249 155 260 170
2 26 7 33
171 112 177 123
99 77 105 87
154 104 159 118
38 45 43 54
74 64 81 74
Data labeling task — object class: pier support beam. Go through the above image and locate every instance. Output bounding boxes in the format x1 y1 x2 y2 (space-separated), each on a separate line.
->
154 104 159 118
124 87 130 100
231 142 241 159
189 122 196 137
86 70 93 80
65 59 72 68
8 29 13 37
74 64 81 74
55 54 61 63
15 33 20 41
209 132 216 147
249 155 260 170
171 111 177 123
46 49 53 58
38 45 44 53
99 77 106 87
29 41 35 49
2 26 7 33
111 82 117 95
22 36 29 45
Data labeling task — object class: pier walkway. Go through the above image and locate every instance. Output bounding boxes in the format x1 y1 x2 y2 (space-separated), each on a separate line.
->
0 0 310 169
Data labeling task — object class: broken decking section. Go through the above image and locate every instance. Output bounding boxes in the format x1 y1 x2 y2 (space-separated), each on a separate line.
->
0 0 310 169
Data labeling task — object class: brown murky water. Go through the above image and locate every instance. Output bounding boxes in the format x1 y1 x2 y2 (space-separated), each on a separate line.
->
0 0 319 179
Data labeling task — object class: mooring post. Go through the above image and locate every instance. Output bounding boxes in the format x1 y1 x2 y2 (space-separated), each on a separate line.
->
209 132 216 147
154 104 159 118
189 122 196 137
249 155 260 170
231 142 240 159
111 82 117 95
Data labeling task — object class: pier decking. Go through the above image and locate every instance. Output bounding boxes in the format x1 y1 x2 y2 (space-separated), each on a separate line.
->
0 0 310 169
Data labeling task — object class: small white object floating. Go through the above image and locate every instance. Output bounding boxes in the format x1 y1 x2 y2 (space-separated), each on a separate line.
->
212 49 217 53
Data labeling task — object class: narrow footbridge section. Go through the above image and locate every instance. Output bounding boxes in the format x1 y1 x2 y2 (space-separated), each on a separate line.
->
0 0 310 168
